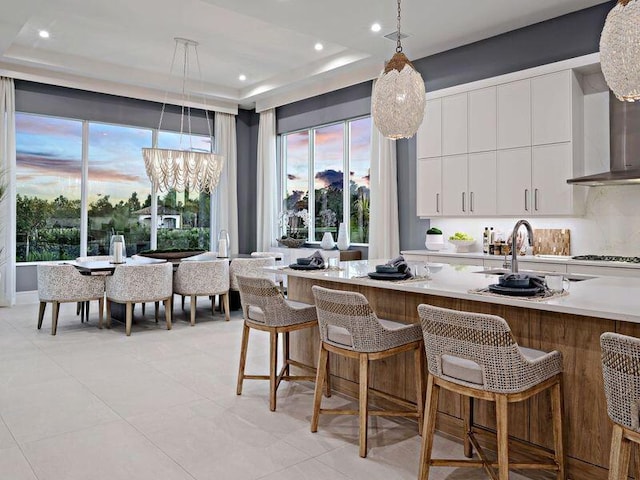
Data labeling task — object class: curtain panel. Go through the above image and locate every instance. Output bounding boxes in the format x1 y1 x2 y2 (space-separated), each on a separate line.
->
256 109 277 251
0 77 16 306
213 112 239 255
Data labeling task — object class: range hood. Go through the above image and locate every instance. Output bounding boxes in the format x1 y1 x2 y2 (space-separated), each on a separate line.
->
568 93 640 186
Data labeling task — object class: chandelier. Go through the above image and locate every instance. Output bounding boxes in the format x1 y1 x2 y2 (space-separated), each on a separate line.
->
142 38 224 193
600 0 640 102
371 0 426 139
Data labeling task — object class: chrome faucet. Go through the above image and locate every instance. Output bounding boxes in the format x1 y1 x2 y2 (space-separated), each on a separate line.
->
510 220 534 274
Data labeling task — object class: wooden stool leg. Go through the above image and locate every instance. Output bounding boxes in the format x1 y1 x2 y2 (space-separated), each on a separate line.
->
283 331 290 377
419 374 440 480
414 347 425 434
359 353 369 458
269 330 278 411
223 294 230 321
106 300 112 328
609 424 632 480
125 302 133 336
463 395 474 458
236 323 250 395
98 297 104 329
325 351 331 398
551 377 566 480
496 394 510 480
164 298 172 330
634 442 640 480
51 301 60 335
38 302 46 329
311 344 328 432
190 295 197 326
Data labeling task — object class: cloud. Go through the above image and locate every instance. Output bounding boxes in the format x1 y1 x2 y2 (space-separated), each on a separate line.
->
315 169 343 189
287 174 300 181
16 114 81 137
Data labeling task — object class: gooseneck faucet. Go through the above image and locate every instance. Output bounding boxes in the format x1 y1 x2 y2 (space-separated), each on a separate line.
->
510 220 534 274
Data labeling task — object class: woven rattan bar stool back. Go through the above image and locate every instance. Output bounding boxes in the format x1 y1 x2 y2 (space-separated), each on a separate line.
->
417 303 565 480
311 285 424 458
601 332 640 480
235 275 324 411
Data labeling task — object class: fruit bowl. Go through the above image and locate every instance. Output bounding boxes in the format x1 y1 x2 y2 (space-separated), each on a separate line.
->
448 239 476 253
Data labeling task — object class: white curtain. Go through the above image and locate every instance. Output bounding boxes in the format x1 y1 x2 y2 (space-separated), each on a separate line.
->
368 85 399 260
256 109 277 252
213 112 239 255
0 77 16 306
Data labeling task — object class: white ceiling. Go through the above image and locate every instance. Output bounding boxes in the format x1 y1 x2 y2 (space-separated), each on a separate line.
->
0 0 609 112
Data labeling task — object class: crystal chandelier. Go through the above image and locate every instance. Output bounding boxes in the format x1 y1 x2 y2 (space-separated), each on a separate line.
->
371 0 426 139
600 0 640 102
142 38 224 193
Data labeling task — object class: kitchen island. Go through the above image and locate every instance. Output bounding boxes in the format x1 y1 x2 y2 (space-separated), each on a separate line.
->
275 260 640 479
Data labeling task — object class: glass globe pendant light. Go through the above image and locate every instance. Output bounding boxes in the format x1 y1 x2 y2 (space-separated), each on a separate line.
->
371 0 426 139
600 0 640 102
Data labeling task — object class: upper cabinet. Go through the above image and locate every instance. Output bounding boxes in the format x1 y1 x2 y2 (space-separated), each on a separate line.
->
469 87 497 153
417 99 442 159
532 70 572 145
497 79 531 149
442 93 468 156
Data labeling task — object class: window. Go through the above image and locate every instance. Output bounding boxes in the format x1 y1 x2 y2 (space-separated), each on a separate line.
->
281 117 371 244
16 113 82 261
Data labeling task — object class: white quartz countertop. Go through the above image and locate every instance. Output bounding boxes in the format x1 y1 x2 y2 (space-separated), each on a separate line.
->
271 260 640 324
401 250 640 270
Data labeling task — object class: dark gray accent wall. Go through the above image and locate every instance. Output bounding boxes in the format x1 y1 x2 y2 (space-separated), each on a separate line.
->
15 80 213 135
236 109 260 253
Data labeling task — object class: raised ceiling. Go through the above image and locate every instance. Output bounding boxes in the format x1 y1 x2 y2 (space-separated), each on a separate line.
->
0 0 609 112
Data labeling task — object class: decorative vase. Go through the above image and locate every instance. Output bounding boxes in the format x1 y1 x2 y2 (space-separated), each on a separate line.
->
320 232 335 250
337 222 349 250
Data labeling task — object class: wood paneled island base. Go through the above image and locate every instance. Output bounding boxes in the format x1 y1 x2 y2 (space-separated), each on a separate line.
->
286 274 632 479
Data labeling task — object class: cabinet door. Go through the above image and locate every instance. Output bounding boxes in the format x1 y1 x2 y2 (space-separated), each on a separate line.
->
532 71 572 145
442 93 468 156
497 79 531 149
442 154 469 216
496 147 532 215
417 99 442 158
469 87 497 153
416 158 442 217
468 151 497 216
532 143 573 215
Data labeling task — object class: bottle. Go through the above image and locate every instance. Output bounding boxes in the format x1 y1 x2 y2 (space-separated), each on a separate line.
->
483 227 489 254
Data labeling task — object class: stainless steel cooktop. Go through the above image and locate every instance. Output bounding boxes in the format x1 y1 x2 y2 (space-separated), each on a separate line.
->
572 255 640 263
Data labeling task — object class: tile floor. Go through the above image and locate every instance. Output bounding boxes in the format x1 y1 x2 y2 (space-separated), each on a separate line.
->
0 300 545 480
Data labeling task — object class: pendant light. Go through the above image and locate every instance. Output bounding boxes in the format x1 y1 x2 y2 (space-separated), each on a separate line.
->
371 0 426 139
600 0 640 102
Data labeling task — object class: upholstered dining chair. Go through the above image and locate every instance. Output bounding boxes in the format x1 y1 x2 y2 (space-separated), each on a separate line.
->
105 262 173 336
75 255 110 321
250 252 285 292
229 257 276 292
173 259 230 325
37 263 105 335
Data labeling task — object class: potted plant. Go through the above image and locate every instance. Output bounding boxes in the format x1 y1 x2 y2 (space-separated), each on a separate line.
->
277 209 309 248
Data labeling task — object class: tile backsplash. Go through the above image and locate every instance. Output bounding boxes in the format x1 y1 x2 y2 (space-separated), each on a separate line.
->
427 185 640 256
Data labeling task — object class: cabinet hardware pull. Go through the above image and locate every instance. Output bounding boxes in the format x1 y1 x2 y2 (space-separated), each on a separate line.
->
470 192 474 212
462 192 465 212
436 193 440 213
534 189 539 211
524 189 529 211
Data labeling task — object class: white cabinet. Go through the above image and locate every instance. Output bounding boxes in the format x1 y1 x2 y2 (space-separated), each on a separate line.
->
441 155 468 215
568 264 640 278
468 151 497 215
496 147 532 216
417 99 442 158
428 255 483 266
442 93 468 156
469 87 497 153
532 71 572 145
416 158 442 217
497 79 531 149
532 143 574 215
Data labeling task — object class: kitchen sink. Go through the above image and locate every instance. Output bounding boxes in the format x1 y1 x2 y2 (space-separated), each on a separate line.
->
474 268 595 282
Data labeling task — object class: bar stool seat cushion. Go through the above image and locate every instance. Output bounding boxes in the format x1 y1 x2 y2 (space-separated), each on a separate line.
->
247 300 315 324
327 318 417 348
441 346 549 386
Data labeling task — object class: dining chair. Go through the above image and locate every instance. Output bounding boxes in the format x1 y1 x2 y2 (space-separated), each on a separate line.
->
37 263 105 335
105 262 173 336
173 259 230 325
229 257 276 292
75 255 111 321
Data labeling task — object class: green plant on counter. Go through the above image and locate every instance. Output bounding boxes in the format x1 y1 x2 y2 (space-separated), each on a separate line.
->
427 227 442 235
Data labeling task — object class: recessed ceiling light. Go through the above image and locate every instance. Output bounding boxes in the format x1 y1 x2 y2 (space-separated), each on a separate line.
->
371 23 382 32
314 43 323 51
38 30 50 39
239 74 247 82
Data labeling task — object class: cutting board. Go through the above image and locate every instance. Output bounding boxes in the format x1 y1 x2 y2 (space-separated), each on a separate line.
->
532 229 571 256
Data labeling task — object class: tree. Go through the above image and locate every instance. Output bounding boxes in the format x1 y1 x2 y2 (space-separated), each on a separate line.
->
127 192 141 212
142 194 152 209
88 195 114 217
16 194 53 259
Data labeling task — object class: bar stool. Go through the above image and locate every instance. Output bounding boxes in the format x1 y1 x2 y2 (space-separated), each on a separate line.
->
600 332 640 480
235 275 323 411
311 286 424 458
417 303 565 480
